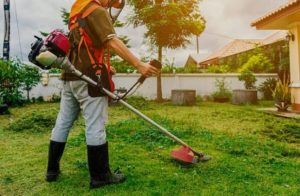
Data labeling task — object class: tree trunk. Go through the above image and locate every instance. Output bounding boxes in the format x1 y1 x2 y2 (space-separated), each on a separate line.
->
196 35 199 54
156 45 163 102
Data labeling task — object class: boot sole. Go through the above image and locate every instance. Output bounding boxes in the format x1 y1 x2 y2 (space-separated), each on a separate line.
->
46 172 59 182
90 178 126 189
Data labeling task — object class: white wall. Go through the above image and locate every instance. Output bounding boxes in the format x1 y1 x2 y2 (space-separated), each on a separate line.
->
30 73 278 100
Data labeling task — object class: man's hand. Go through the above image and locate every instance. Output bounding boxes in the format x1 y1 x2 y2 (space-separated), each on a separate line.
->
137 62 160 77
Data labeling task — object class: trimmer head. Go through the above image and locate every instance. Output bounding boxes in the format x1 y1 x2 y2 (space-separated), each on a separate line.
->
171 146 198 164
171 146 211 164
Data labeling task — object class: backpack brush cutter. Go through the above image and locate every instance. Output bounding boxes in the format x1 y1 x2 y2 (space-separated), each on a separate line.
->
28 30 211 164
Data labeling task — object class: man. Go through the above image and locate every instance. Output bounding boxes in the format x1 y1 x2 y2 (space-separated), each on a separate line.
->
46 0 159 189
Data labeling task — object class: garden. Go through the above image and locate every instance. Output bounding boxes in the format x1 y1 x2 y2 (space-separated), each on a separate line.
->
0 98 299 195
1 0 300 195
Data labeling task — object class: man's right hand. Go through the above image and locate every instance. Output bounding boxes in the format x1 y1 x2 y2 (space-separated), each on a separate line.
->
137 62 160 78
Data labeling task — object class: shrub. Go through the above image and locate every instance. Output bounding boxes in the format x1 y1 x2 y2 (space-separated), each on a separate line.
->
0 60 25 106
258 78 277 100
161 64 175 73
206 64 231 73
36 96 45 102
211 78 232 101
48 68 61 74
0 97 9 115
181 64 199 73
272 77 290 112
238 70 256 89
161 58 175 73
0 59 40 105
49 94 61 102
111 57 136 73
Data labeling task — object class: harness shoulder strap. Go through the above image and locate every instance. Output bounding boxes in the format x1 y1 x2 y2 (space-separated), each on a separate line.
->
68 1 102 63
69 1 101 30
82 3 100 18
68 0 112 82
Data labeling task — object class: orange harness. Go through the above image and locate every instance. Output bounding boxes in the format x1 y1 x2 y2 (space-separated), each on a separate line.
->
68 0 114 92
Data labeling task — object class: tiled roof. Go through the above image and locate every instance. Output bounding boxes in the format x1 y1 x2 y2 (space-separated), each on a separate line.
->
200 39 262 63
262 30 287 44
200 31 286 64
251 0 300 26
189 54 205 63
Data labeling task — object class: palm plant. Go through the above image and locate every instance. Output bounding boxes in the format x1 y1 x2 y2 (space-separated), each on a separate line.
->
272 76 290 112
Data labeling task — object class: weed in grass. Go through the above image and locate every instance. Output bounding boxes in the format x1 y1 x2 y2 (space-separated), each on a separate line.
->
281 148 300 158
2 176 13 184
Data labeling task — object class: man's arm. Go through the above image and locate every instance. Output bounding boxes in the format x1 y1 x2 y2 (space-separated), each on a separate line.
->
107 36 159 77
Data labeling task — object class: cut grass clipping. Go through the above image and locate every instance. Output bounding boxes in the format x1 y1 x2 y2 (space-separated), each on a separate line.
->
5 109 58 132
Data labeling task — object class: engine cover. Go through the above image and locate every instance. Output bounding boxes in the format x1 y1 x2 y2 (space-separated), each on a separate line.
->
44 30 70 57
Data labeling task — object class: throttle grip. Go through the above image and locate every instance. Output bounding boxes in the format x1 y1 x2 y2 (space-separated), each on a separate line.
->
138 60 162 83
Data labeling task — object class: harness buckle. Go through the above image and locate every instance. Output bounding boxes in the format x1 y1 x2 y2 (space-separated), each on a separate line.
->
77 18 86 28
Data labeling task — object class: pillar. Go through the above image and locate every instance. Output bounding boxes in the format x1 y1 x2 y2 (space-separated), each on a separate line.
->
289 25 300 111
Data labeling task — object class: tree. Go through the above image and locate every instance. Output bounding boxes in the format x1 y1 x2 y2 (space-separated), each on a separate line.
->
0 60 39 105
0 60 23 106
128 0 206 101
239 46 274 73
20 65 40 101
61 8 69 26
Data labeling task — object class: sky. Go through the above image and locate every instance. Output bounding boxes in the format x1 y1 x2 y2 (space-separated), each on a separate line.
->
0 0 288 66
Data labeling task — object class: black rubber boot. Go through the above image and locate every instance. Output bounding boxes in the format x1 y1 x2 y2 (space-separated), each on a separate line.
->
87 142 125 189
46 140 66 182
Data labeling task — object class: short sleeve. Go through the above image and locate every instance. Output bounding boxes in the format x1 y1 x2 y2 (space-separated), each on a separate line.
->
85 6 116 46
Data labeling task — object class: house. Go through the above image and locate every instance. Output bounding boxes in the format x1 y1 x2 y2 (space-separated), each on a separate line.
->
251 0 300 111
199 39 262 67
184 53 205 67
199 31 287 68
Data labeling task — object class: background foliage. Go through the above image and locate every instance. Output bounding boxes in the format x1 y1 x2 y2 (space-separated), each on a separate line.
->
258 78 277 100
239 47 274 73
0 59 40 106
211 78 232 99
206 42 290 75
238 70 257 89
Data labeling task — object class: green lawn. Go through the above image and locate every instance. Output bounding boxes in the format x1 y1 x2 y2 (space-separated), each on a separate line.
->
0 99 299 195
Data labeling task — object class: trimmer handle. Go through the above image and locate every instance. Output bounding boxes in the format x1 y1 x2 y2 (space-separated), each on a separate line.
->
138 59 162 84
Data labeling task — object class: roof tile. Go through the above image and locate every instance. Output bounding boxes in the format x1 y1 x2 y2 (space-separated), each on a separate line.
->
200 31 286 64
251 0 300 26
